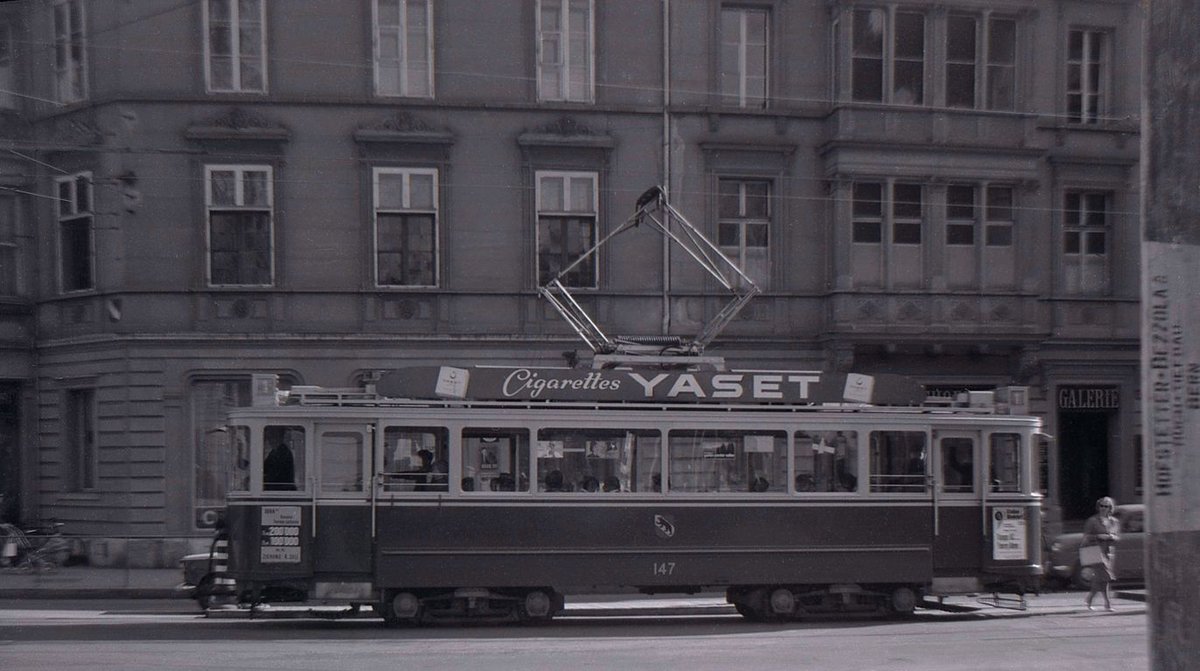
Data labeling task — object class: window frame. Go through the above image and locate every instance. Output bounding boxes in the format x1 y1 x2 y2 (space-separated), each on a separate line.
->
65 387 97 492
203 0 268 94
717 177 771 290
536 0 595 103
535 170 599 289
944 13 1017 111
373 167 439 288
850 6 926 105
0 196 17 296
55 172 94 294
1061 189 1111 294
52 0 88 104
718 5 770 109
1065 27 1109 124
372 0 434 98
204 164 275 287
0 21 15 109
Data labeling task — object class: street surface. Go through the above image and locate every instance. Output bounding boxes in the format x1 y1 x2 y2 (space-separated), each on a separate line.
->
0 596 1148 671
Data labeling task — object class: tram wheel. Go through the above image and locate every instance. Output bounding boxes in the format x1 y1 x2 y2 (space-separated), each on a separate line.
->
382 591 422 627
518 590 554 624
768 588 797 618
889 587 917 615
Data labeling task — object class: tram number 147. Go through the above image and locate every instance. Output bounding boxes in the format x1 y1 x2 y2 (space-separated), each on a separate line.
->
653 561 676 576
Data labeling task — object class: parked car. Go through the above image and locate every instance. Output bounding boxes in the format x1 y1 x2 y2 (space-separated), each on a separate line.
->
1047 503 1144 588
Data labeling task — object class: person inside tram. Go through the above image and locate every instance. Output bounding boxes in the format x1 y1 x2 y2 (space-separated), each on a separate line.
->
419 459 448 492
263 442 296 491
602 475 621 493
749 476 770 492
650 473 662 492
543 469 567 492
579 475 600 492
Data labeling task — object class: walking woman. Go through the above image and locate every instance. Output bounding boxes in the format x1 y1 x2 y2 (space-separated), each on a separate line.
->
1081 496 1121 611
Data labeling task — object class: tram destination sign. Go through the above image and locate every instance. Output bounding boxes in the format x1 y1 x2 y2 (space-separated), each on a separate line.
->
377 366 927 406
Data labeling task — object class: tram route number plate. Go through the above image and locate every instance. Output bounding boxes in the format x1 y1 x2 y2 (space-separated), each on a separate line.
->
261 505 302 563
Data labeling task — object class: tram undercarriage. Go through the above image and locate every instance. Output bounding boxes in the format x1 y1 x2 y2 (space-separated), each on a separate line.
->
726 582 920 621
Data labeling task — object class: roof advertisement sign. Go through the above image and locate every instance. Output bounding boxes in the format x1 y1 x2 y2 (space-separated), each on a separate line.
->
376 366 926 406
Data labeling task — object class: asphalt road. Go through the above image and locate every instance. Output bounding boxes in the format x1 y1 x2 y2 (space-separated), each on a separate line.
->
0 597 1148 671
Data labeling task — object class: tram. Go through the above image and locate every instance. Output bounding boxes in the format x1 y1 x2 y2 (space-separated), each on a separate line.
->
218 364 1046 624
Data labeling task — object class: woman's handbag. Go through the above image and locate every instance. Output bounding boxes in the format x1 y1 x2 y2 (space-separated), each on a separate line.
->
1079 544 1105 566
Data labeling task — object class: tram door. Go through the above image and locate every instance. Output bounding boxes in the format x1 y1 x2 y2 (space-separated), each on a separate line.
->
933 431 981 570
312 425 373 577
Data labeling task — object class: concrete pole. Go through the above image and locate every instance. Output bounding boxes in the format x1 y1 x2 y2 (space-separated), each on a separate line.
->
1142 2 1200 668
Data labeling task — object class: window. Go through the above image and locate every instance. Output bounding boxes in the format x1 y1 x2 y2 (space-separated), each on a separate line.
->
536 171 597 287
373 0 433 97
851 182 883 243
462 428 530 493
536 428 662 493
1066 29 1107 124
381 426 449 492
946 185 976 246
263 425 306 492
206 165 273 286
668 429 786 494
204 0 266 93
719 6 768 108
947 184 1013 247
319 431 366 494
192 379 251 527
56 172 93 293
989 433 1021 492
52 0 87 103
793 430 858 493
717 179 770 289
1 22 15 108
868 430 927 493
65 388 96 492
946 15 1016 110
537 0 593 102
0 197 16 295
892 183 922 244
851 8 924 104
1063 190 1110 294
940 437 975 494
374 168 437 287
852 181 923 245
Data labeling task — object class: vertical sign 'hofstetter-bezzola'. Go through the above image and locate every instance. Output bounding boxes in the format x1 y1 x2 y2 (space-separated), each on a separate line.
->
1143 2 1200 667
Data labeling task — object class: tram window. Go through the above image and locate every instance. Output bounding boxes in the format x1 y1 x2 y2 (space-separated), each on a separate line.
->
990 433 1021 492
536 428 662 493
320 431 365 493
940 437 975 493
793 431 858 493
228 426 251 493
868 431 927 493
462 428 530 493
263 425 305 492
667 430 786 494
382 427 449 492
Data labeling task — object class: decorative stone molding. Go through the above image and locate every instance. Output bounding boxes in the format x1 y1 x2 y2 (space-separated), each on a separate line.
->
354 110 454 145
517 116 614 149
185 107 290 142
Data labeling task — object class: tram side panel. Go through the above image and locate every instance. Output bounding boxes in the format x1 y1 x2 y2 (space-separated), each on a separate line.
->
373 502 934 592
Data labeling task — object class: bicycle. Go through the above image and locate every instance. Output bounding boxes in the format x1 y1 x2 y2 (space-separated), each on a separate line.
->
1 521 69 572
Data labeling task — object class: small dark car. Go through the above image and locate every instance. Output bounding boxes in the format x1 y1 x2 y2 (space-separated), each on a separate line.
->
1046 503 1144 588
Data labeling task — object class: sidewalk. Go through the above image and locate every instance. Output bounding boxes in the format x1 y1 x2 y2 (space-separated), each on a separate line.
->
0 566 1147 619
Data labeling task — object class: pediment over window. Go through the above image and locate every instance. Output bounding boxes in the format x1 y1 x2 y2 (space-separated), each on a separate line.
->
354 110 454 145
518 116 614 149
184 107 291 142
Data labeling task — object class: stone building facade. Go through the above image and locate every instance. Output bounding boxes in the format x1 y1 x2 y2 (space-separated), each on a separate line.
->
0 0 1142 564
